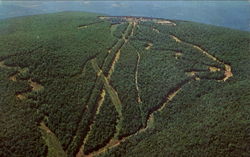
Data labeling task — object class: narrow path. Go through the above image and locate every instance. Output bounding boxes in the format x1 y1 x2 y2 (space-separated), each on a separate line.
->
94 64 218 156
158 79 192 111
96 90 106 115
169 35 233 81
135 50 142 104
106 50 121 80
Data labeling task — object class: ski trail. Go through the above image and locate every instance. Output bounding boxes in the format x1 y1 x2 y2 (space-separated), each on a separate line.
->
0 60 44 99
169 35 233 81
91 59 122 117
135 51 142 104
39 122 67 157
87 78 194 157
85 26 234 157
76 23 134 157
76 88 106 157
80 22 137 157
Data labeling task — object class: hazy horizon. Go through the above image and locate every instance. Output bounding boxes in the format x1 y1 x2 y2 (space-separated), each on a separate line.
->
0 1 249 31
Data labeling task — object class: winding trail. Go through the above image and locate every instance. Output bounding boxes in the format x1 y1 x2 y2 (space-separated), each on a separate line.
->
0 16 234 157
132 22 142 104
80 23 234 157
158 79 192 111
88 54 228 157
169 35 233 81
0 60 44 99
85 77 194 157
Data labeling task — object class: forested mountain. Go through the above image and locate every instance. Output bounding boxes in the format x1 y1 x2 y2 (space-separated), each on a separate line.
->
0 12 249 157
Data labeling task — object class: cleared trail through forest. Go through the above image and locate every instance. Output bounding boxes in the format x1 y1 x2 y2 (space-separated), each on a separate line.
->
40 122 67 157
76 23 136 157
80 22 183 157
84 24 234 157
76 87 106 157
88 77 195 157
135 50 142 104
91 59 122 117
169 35 233 81
130 22 143 104
78 22 137 157
69 23 133 154
0 60 44 99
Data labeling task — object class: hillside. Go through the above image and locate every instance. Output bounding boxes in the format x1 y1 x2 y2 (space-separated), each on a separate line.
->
0 12 249 157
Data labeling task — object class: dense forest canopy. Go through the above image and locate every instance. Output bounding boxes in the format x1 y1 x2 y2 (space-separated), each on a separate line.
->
0 12 249 157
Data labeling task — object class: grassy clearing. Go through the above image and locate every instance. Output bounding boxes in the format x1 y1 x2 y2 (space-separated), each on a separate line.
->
39 122 67 157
